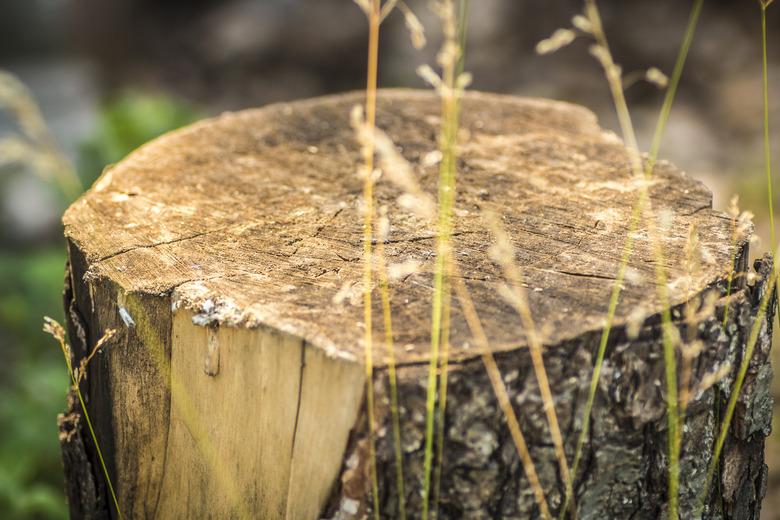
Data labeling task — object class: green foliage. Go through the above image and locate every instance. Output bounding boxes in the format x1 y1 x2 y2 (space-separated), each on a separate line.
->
0 90 202 519
78 91 201 186
0 250 66 346
0 250 69 519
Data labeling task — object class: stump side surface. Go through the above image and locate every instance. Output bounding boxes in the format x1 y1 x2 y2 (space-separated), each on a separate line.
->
64 89 738 364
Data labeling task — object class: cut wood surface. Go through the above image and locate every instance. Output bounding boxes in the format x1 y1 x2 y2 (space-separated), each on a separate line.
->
60 90 774 519
64 89 736 363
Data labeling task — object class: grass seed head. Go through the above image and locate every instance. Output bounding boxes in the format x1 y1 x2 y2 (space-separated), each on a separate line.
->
378 208 391 241
497 283 521 309
737 210 754 239
77 328 117 383
422 150 443 167
457 72 473 90
397 1 426 49
626 306 647 339
486 216 515 269
646 67 669 89
536 29 577 55
728 195 741 219
572 14 593 34
695 363 733 399
380 0 400 19
656 208 676 234
682 340 705 360
417 65 443 90
43 316 67 345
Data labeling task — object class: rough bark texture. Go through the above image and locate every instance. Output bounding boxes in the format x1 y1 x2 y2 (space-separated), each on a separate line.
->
58 90 773 519
58 396 107 520
325 255 775 520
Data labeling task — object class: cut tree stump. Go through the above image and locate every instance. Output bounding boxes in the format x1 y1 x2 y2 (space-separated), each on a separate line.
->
60 90 774 519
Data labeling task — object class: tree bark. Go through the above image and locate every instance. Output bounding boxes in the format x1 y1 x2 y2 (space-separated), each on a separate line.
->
59 90 774 519
325 255 775 519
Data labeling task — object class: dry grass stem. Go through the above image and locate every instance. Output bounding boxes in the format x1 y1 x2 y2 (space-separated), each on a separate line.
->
486 212 576 517
374 213 408 519
356 0 383 516
697 247 779 513
43 317 123 518
449 263 552 519
48 301 255 519
553 1 705 517
77 329 117 384
0 71 82 199
722 196 754 326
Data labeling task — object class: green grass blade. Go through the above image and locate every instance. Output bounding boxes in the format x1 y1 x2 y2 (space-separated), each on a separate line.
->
422 101 458 519
431 3 469 516
46 320 123 519
696 256 777 515
647 0 704 170
376 240 407 519
421 3 462 517
72 381 123 518
564 193 645 516
697 3 775 514
762 5 776 247
561 2 703 518
456 0 470 79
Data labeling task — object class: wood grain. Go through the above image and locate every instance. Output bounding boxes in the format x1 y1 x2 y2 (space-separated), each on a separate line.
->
59 90 772 519
64 89 737 366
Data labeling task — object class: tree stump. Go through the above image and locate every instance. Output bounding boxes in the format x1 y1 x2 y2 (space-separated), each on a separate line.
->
60 90 774 519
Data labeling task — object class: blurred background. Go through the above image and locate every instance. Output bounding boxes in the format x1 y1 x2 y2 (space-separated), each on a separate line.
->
0 0 778 518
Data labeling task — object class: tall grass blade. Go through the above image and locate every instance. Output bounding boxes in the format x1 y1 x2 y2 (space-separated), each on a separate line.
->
646 0 704 171
73 380 122 517
448 266 553 520
564 2 690 517
456 0 470 78
559 2 704 517
486 214 576 517
698 1 776 513
422 2 461 518
696 253 777 515
375 237 408 519
421 74 457 520
762 4 776 247
431 2 469 516
431 269 452 519
44 318 123 519
654 248 681 520
359 0 382 517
